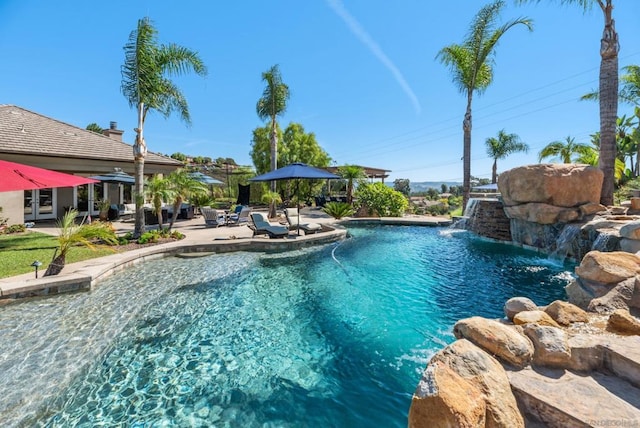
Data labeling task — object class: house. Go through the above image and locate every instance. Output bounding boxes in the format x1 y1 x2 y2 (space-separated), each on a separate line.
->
0 105 182 225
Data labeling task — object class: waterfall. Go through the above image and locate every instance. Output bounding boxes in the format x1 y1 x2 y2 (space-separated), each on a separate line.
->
549 224 581 261
463 198 480 231
591 233 614 252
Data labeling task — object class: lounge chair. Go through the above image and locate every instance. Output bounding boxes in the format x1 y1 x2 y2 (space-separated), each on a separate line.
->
284 207 322 234
249 212 289 238
201 207 226 228
227 207 251 226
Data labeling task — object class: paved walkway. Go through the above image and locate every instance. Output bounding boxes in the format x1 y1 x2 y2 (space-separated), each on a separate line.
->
0 209 451 299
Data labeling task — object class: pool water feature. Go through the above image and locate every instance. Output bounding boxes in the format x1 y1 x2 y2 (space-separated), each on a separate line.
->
0 226 574 427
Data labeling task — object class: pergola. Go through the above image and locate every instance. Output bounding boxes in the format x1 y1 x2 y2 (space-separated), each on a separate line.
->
326 165 391 183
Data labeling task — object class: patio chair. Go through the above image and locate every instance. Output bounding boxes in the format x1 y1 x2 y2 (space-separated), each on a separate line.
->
201 207 226 228
227 206 251 226
284 207 322 234
249 212 289 238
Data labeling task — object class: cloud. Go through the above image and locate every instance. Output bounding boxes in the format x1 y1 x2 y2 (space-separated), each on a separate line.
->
326 0 421 114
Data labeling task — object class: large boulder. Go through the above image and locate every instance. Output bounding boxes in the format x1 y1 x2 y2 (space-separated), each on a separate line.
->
499 164 603 208
453 317 534 368
607 309 640 335
523 325 572 368
544 300 589 326
588 277 638 314
409 360 486 428
619 221 640 240
575 251 640 284
410 339 524 428
504 297 538 320
513 310 561 328
503 203 580 224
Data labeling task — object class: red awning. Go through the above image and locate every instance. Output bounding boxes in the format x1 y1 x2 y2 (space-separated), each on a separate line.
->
0 159 99 192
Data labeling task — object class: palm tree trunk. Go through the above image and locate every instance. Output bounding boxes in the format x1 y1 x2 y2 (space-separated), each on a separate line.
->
169 197 182 230
492 159 498 184
269 119 278 218
44 254 66 277
133 102 148 238
462 94 473 214
598 1 619 206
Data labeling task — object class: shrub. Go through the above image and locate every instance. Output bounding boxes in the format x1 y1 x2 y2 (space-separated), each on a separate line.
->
323 202 355 219
3 224 26 234
355 182 408 217
138 231 159 245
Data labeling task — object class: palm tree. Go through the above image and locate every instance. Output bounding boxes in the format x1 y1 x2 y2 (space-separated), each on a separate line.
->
337 165 366 204
538 136 593 163
517 0 618 205
86 123 104 135
121 17 207 237
256 64 290 218
44 209 117 276
485 129 529 183
145 174 173 229
437 0 533 213
166 169 208 230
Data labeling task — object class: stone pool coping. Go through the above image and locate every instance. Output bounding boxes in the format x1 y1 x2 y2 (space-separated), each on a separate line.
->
0 214 451 300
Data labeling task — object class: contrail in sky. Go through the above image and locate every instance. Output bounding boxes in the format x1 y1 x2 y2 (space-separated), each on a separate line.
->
326 0 421 115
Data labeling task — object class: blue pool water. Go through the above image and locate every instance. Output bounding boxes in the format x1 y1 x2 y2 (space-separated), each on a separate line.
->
0 226 574 427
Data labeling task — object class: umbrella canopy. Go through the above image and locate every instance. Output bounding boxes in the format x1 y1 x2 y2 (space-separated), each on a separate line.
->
89 170 136 184
472 183 499 191
189 171 224 185
249 163 339 182
250 163 339 235
0 159 98 192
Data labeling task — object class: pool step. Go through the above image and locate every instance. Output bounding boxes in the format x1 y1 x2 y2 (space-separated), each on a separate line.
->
602 335 640 389
508 367 640 427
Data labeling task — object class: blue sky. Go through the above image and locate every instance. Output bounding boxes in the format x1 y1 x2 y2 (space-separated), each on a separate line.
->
1 1 639 183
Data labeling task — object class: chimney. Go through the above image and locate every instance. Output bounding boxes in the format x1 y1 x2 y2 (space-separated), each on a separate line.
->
102 121 124 142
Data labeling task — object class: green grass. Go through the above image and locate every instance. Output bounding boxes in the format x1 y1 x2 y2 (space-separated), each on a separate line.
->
449 207 463 217
0 231 117 279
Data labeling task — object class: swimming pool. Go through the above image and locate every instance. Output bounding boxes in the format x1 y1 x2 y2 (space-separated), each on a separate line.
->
0 226 574 427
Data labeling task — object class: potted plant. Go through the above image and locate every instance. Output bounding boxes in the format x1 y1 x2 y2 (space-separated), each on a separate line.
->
97 199 111 221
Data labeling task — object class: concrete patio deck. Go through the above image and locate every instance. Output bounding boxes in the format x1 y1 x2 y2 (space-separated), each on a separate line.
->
0 209 451 300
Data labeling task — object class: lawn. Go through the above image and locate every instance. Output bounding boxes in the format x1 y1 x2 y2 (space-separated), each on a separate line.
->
0 231 118 279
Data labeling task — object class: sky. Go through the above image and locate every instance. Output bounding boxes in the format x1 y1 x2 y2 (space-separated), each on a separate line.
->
1 1 639 184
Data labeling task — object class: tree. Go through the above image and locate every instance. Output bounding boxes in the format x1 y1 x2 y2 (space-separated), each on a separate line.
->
166 169 208 230
538 136 592 163
438 0 532 213
338 165 367 205
121 17 207 237
394 179 411 197
484 129 529 183
441 183 449 194
44 209 117 276
355 182 408 217
144 174 173 229
86 123 104 135
516 0 618 205
256 64 290 218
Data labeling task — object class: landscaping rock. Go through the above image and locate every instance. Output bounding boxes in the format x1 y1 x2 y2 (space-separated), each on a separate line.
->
620 238 640 254
620 221 640 240
523 325 572 368
579 202 607 217
513 310 560 327
503 203 579 224
588 277 637 314
607 309 640 335
453 317 533 368
430 339 524 428
504 297 537 320
544 300 589 326
499 164 603 208
575 251 640 284
409 360 485 428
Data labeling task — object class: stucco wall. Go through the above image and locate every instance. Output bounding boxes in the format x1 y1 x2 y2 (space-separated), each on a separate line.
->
0 191 24 226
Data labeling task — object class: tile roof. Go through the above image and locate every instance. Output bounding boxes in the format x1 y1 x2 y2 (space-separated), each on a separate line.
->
0 104 181 166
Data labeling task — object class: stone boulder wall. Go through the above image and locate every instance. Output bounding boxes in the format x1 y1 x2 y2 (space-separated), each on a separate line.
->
499 164 603 209
567 250 640 314
409 339 524 428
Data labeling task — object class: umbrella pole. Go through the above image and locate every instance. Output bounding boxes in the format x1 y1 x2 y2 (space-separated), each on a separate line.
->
296 179 300 236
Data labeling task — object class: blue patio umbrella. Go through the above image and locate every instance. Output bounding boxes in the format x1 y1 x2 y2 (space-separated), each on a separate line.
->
250 163 339 234
189 171 224 185
89 170 135 184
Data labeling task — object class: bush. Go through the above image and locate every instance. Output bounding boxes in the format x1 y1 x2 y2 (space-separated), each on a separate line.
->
138 231 159 245
2 224 26 234
355 182 408 217
323 202 355 219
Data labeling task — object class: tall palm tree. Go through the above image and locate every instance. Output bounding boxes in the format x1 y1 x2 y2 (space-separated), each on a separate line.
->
485 129 529 183
144 174 173 229
517 0 618 205
121 17 207 237
338 165 367 204
256 64 290 218
437 0 533 213
166 169 208 230
538 136 593 163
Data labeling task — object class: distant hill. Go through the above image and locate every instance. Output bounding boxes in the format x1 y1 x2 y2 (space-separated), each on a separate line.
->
406 181 462 193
